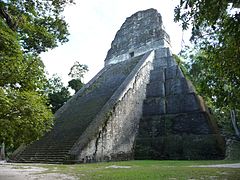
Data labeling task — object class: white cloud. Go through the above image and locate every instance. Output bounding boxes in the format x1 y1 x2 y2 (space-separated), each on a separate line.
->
41 0 190 85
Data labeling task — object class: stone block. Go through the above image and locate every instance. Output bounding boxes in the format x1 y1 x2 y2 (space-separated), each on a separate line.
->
146 81 165 97
153 58 168 68
166 93 201 114
138 134 225 160
167 56 177 67
138 116 165 138
165 78 182 96
168 112 212 135
143 98 166 116
149 69 165 82
166 95 182 114
182 134 225 160
155 48 172 58
151 136 183 159
134 138 153 159
153 56 176 69
165 65 184 80
165 78 195 96
183 93 201 112
149 137 166 159
137 120 154 138
151 119 166 137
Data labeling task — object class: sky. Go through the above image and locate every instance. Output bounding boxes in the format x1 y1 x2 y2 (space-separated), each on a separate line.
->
40 0 190 85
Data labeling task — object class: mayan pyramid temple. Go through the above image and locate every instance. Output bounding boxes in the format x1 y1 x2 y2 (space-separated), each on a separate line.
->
12 9 225 163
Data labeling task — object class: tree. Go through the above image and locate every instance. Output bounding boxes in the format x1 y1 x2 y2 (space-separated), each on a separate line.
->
175 0 240 136
47 74 71 113
68 61 89 80
0 89 53 149
68 79 84 93
0 0 74 54
0 49 53 150
68 61 88 93
0 0 74 151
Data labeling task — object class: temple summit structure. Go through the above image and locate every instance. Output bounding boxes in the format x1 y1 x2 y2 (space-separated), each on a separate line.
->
12 8 225 163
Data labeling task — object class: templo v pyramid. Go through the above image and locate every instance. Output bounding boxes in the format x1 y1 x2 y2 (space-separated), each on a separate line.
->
13 9 225 163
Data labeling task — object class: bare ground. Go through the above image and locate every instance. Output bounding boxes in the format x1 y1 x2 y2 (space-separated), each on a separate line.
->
190 163 240 168
0 161 76 180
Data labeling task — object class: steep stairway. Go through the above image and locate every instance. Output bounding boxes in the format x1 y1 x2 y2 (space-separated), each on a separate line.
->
13 55 144 163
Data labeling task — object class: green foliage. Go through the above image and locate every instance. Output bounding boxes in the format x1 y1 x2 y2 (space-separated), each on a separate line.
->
0 88 53 149
47 61 89 113
0 19 53 149
68 79 83 93
175 0 240 131
181 47 239 131
0 0 75 54
48 87 71 113
68 61 88 94
0 0 74 151
0 19 22 60
47 74 71 113
172 54 189 78
68 61 89 80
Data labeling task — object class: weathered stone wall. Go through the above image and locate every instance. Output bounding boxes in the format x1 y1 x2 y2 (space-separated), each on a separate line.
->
105 8 170 66
134 47 225 160
70 51 155 163
13 54 143 163
13 8 225 164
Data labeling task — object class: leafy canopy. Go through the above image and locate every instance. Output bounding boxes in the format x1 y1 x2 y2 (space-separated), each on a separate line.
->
174 0 240 110
47 74 71 113
68 61 88 93
175 0 240 132
47 61 89 114
0 0 74 150
0 0 74 54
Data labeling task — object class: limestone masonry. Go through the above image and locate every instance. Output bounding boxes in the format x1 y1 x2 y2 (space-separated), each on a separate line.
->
12 9 225 163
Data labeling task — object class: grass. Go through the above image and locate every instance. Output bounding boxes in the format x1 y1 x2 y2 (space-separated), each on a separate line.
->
19 160 240 179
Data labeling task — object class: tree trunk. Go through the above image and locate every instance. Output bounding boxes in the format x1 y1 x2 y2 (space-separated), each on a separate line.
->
231 109 240 138
0 142 5 160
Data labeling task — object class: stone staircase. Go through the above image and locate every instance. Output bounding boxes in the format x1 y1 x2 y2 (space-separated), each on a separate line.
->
134 50 225 160
12 135 77 163
12 56 143 164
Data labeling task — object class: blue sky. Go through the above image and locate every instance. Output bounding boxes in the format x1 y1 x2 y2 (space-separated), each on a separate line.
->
40 0 190 85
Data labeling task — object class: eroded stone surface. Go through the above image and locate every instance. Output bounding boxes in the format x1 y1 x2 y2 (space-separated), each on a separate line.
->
13 8 225 163
134 46 225 160
105 9 170 65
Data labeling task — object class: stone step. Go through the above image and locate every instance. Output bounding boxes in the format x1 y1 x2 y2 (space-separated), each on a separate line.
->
165 78 195 96
165 93 202 114
142 97 166 116
149 69 165 82
153 56 176 68
16 155 68 160
134 134 225 160
24 147 72 150
165 65 184 80
19 155 68 159
21 150 70 155
146 81 165 98
18 158 66 161
143 93 202 115
20 151 68 155
16 159 66 163
138 112 213 138
27 144 72 147
26 146 73 150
